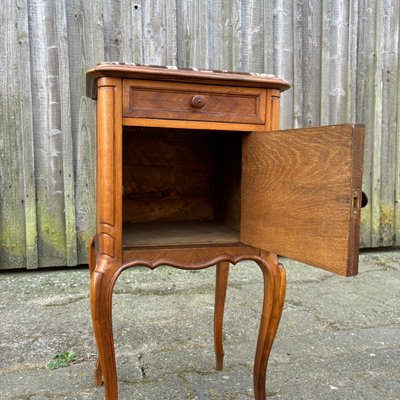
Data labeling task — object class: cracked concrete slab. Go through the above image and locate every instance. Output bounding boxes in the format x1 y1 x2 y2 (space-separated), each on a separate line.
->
0 250 399 399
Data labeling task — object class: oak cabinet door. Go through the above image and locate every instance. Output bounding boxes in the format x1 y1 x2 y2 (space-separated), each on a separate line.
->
241 124 364 276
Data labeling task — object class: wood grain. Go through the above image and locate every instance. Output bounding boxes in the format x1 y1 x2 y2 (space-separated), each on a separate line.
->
0 0 37 269
241 124 364 276
66 0 103 262
123 128 215 223
87 64 290 96
253 252 286 399
123 79 266 125
122 127 243 227
122 222 240 248
56 0 78 267
121 243 259 265
214 261 230 370
90 67 290 400
97 78 123 261
122 117 271 132
27 0 73 267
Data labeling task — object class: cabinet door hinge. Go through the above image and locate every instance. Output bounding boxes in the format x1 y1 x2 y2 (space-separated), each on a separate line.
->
352 189 361 216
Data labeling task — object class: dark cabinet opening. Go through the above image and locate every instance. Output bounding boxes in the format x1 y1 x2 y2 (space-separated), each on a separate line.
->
122 127 243 248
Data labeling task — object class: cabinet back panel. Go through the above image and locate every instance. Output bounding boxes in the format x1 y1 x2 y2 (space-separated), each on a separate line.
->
123 127 216 223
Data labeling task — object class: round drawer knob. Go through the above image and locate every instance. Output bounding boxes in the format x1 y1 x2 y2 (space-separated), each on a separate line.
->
191 95 206 108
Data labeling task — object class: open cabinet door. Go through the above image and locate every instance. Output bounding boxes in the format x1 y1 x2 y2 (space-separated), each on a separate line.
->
241 124 364 276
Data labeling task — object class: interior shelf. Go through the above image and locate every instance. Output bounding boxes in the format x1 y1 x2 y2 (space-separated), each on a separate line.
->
123 221 240 248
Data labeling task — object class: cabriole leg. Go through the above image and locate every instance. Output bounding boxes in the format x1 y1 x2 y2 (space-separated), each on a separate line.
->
214 261 230 370
88 238 104 385
91 266 119 400
253 252 286 400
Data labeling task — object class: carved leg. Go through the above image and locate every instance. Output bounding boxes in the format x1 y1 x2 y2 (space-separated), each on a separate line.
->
253 252 286 400
91 266 118 399
88 238 104 386
214 261 230 370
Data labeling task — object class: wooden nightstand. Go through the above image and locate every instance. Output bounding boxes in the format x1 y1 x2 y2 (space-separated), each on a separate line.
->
86 63 364 400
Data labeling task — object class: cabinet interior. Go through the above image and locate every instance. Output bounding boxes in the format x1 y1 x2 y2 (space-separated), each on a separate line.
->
122 126 243 247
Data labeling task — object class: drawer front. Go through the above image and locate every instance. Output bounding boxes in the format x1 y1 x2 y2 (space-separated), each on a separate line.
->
123 79 266 125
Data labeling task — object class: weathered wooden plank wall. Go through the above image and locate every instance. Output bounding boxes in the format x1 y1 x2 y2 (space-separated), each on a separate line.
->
1 0 399 269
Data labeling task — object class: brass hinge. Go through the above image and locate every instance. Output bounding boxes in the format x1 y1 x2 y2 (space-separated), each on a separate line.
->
352 189 361 216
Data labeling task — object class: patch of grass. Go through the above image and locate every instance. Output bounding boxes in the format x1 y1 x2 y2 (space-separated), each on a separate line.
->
47 351 78 370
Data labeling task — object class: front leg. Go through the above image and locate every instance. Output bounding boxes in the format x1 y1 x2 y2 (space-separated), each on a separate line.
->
214 261 230 370
91 259 119 400
88 238 104 386
253 252 286 400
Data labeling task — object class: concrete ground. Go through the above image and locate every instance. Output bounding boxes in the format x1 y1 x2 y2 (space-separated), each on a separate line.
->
0 250 399 400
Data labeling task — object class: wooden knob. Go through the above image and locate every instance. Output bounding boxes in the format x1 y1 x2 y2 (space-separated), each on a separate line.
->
191 95 206 108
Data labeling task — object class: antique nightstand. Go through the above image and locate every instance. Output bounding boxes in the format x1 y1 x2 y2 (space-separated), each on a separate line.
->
86 63 364 400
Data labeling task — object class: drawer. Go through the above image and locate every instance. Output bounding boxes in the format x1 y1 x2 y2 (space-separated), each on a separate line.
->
122 79 266 125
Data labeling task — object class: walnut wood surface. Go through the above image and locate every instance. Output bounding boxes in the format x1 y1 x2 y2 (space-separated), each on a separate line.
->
122 127 242 228
91 246 285 400
253 252 286 399
90 69 291 400
122 117 273 132
122 222 240 247
87 63 290 99
96 78 123 261
123 127 215 223
123 79 266 125
87 65 363 400
214 261 230 370
121 243 259 265
241 124 364 276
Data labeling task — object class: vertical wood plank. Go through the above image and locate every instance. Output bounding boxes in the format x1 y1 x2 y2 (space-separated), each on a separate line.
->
121 0 143 62
396 0 400 247
18 0 39 269
378 0 399 246
141 0 177 65
346 0 359 123
206 0 241 71
0 0 37 269
66 0 104 263
263 0 273 74
305 0 322 127
320 0 349 125
292 1 303 129
271 0 294 129
370 0 384 247
103 0 122 61
319 0 331 125
240 0 264 72
27 0 68 266
356 0 374 247
55 0 78 266
176 0 209 68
